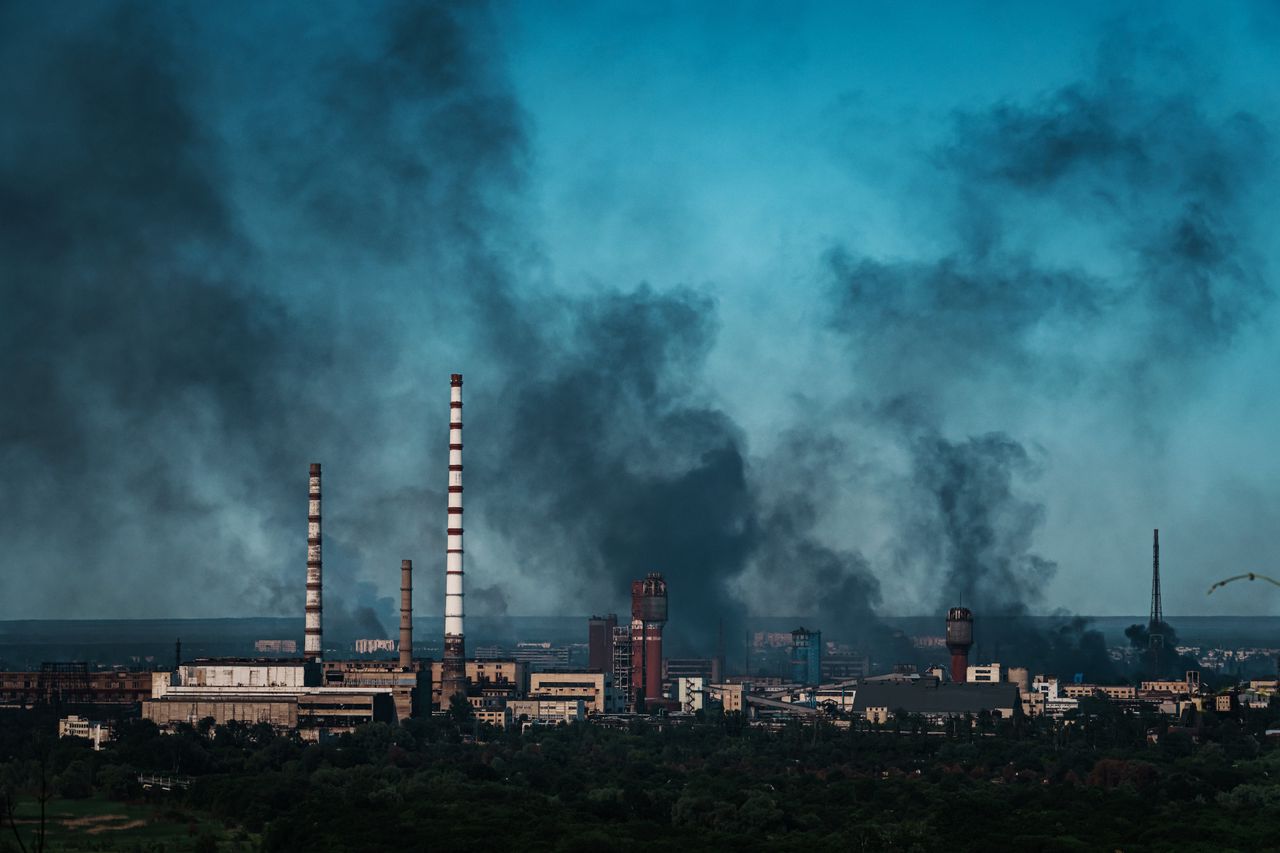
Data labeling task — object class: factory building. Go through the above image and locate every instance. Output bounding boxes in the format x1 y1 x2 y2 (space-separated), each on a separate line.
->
322 660 427 721
1027 677 1079 717
707 682 748 713
0 667 151 709
966 663 1002 683
354 639 396 654
475 642 571 671
1061 683 1137 701
821 653 870 682
430 659 528 709
323 559 427 721
676 677 706 713
508 698 586 725
664 658 721 694
853 678 1019 723
529 672 622 714
588 614 618 674
143 461 433 736
475 707 513 728
144 660 396 737
790 628 822 685
630 572 668 710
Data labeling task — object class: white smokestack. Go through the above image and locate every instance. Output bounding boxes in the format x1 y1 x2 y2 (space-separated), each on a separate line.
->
442 374 466 703
305 462 323 662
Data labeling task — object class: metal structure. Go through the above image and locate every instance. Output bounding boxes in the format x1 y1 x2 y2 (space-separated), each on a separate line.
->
400 559 413 669
35 662 92 706
630 572 668 710
305 463 323 662
611 626 633 709
441 374 468 706
1149 528 1164 648
945 607 974 684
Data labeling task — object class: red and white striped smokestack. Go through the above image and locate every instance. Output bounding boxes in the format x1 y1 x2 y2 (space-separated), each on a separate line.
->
441 374 467 704
305 463 323 662
399 559 413 669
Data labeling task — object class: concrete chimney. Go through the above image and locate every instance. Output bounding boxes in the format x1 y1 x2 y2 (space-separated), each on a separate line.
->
441 374 467 705
305 463 323 663
400 559 413 669
945 607 973 683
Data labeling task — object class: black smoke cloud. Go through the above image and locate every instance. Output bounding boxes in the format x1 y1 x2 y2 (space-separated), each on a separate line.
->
2 4 1271 677
0 0 888 658
825 35 1270 676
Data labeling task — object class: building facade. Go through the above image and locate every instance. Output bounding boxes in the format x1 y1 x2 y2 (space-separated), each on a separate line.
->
529 671 621 714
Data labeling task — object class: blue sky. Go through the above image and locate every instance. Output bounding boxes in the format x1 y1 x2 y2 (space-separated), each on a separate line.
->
2 1 1278 630
497 2 1280 616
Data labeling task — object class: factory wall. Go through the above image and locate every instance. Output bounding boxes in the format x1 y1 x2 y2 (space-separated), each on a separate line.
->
529 672 620 714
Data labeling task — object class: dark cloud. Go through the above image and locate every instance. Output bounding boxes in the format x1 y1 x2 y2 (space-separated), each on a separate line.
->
823 36 1272 672
3 2 1272 680
941 70 1270 361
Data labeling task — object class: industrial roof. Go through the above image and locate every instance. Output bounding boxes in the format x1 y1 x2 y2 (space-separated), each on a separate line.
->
852 679 1019 714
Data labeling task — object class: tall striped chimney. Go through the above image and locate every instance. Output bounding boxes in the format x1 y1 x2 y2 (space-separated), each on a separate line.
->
441 374 467 705
399 559 413 669
305 463 323 662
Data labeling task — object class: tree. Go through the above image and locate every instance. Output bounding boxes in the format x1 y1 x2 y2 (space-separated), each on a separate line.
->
449 694 474 725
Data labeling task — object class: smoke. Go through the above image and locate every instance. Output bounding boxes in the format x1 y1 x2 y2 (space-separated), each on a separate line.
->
476 285 757 652
0 1 819 653
902 431 1054 609
1 3 1273 678
821 31 1271 675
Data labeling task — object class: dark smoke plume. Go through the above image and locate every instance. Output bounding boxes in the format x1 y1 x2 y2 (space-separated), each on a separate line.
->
2 4 1271 678
824 35 1270 676
0 0 892 658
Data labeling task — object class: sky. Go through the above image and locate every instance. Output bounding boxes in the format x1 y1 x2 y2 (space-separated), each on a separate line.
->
2 1 1278 647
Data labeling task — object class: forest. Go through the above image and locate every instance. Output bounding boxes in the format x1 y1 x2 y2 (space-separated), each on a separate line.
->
3 699 1280 852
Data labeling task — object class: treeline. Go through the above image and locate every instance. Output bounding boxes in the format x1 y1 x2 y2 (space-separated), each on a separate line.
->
3 701 1280 852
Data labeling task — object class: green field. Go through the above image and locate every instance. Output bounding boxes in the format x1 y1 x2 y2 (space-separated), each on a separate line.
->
6 794 255 853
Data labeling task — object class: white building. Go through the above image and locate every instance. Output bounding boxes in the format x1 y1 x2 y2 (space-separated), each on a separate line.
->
58 716 112 751
508 698 585 724
678 677 705 712
1030 677 1079 717
529 672 622 714
966 663 1002 683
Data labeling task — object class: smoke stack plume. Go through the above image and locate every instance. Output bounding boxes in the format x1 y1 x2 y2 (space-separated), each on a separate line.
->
305 463 323 662
442 374 467 704
400 559 413 669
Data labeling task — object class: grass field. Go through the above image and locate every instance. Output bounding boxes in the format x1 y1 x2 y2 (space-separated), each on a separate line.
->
6 794 255 852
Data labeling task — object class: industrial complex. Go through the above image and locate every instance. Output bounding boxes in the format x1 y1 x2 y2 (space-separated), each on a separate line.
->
3 377 1274 744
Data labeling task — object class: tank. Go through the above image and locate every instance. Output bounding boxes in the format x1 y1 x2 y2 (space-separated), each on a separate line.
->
631 572 668 623
945 607 974 651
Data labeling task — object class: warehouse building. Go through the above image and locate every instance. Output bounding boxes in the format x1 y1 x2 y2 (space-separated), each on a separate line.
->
852 678 1020 723
529 671 622 714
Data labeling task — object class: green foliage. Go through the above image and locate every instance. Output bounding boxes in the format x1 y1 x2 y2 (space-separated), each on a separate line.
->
5 701 1280 851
